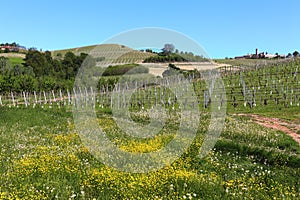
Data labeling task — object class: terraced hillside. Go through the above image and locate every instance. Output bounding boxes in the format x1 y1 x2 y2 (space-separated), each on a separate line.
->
215 58 294 67
51 44 154 64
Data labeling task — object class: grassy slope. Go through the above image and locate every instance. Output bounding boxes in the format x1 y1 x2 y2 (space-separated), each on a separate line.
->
0 53 25 66
214 58 295 67
8 57 25 65
0 49 299 198
51 44 154 64
0 107 299 199
51 44 98 57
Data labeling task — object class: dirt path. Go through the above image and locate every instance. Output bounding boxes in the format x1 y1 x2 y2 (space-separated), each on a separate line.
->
0 53 26 58
236 114 300 145
140 62 224 77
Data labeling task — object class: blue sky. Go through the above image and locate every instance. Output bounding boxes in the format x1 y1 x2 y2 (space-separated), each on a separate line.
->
1 0 299 58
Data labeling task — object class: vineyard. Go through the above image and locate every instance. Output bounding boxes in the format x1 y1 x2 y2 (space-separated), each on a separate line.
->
1 59 299 112
0 59 299 199
52 44 154 64
223 59 300 111
2 0 300 198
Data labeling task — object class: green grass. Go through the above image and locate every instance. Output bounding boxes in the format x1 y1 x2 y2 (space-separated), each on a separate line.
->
8 57 24 66
0 52 299 199
233 106 300 123
0 107 299 199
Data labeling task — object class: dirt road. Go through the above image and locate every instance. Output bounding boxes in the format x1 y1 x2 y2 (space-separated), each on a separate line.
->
237 114 300 145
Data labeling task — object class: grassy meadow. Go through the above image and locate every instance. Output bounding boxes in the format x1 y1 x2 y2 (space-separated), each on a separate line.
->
8 57 25 66
0 106 299 199
0 57 299 199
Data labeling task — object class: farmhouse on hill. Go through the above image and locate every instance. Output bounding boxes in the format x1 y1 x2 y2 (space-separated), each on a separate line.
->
0 45 19 52
0 43 26 52
235 48 286 59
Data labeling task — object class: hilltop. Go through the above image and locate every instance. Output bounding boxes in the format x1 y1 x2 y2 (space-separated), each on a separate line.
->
51 44 155 64
50 43 220 76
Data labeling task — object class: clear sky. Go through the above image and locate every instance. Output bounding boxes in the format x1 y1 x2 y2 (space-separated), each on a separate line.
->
1 0 299 58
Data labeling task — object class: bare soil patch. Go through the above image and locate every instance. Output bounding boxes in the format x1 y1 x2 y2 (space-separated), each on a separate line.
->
0 53 26 58
236 114 300 145
140 62 225 77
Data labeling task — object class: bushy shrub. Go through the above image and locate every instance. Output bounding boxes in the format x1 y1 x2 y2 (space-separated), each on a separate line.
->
102 64 148 76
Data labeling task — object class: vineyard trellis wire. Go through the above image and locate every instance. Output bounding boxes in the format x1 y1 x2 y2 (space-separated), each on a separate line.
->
0 61 299 110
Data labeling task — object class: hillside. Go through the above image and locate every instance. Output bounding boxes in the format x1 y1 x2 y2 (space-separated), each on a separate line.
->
0 53 26 59
0 58 299 199
214 58 294 67
51 44 155 64
51 44 98 58
0 53 25 66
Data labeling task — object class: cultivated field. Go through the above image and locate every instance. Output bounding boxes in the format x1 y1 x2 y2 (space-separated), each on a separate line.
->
51 44 154 64
141 62 229 77
0 53 26 60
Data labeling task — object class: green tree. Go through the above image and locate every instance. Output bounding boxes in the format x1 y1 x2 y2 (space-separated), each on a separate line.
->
62 52 76 79
24 49 48 77
52 59 64 78
293 51 299 58
14 75 37 92
162 44 175 54
0 57 12 75
13 64 22 76
0 57 9 71
44 50 56 76
0 75 6 92
39 76 57 91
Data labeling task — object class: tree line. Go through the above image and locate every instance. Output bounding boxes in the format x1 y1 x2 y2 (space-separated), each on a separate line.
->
0 49 151 93
143 43 209 63
0 50 89 92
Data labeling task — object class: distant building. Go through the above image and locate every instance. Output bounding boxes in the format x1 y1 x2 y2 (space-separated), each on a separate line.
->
0 45 20 52
234 56 246 59
235 49 285 60
264 54 277 59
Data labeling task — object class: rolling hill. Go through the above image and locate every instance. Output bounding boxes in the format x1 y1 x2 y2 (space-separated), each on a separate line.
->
51 44 155 64
0 53 26 65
